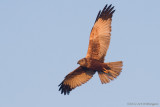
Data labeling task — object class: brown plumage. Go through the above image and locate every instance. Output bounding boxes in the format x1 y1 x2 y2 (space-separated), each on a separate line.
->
59 4 123 95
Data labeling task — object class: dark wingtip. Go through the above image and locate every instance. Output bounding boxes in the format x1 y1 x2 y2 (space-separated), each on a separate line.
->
95 10 101 23
58 82 72 95
95 4 115 23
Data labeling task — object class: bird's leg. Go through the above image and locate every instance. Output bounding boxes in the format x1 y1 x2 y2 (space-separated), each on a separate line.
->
103 68 118 76
103 68 109 73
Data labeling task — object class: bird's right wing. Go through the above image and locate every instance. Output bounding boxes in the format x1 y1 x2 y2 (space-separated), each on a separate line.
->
58 66 95 95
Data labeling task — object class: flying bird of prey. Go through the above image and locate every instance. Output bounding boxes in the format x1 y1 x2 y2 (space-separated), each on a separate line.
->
59 4 123 95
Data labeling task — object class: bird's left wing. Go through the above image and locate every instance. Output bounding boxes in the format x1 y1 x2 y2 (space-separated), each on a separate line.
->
59 66 95 95
86 4 115 62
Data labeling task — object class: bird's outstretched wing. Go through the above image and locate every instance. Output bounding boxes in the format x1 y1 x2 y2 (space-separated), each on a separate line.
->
86 4 115 62
58 66 95 95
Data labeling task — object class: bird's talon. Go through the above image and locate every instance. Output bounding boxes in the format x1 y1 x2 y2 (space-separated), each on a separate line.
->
103 68 109 73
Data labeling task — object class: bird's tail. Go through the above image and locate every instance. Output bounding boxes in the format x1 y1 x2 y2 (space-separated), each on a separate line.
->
98 61 123 84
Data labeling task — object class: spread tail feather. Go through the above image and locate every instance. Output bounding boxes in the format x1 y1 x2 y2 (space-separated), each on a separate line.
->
98 61 123 84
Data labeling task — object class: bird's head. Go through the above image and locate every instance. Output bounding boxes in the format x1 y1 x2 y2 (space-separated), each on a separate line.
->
77 58 87 67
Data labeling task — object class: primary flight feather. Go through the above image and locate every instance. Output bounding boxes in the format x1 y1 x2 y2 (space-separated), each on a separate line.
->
59 4 123 95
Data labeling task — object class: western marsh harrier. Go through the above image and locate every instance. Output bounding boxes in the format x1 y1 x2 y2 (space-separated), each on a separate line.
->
59 4 123 95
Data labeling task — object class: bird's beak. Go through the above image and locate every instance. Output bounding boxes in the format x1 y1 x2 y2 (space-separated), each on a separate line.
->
77 61 80 64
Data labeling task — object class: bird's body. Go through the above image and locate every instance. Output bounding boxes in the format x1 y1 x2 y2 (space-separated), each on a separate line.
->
86 58 105 71
58 4 123 95
78 58 109 71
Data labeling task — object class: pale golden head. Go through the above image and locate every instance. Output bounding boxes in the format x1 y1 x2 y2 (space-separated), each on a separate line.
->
77 58 87 67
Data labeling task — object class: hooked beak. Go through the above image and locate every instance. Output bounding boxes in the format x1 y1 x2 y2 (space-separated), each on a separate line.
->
77 61 80 64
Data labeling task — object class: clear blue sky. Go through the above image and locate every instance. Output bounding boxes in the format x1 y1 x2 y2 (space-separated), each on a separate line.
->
0 0 160 107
